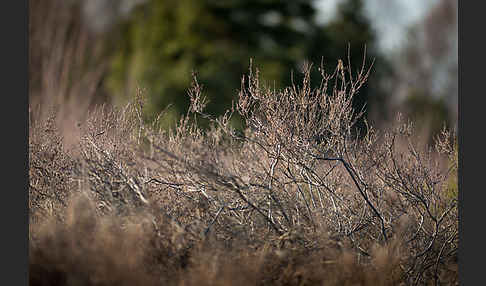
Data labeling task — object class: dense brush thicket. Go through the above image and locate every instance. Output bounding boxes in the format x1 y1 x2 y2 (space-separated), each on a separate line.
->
29 59 458 285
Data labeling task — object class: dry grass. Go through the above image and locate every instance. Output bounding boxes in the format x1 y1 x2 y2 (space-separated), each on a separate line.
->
29 57 458 285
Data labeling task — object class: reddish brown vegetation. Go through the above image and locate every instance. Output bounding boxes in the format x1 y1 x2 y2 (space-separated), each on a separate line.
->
29 58 458 285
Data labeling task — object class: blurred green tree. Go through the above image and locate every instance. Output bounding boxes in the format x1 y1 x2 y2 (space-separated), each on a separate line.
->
403 89 451 145
106 0 390 132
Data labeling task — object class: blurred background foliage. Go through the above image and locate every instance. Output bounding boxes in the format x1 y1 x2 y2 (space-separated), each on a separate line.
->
29 0 457 142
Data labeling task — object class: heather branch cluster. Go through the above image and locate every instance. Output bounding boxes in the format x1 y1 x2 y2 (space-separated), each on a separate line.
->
29 57 458 285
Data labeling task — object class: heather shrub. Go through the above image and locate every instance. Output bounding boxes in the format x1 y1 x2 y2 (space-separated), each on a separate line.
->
442 136 458 203
29 56 458 285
